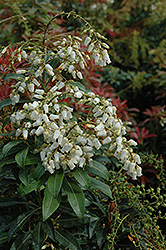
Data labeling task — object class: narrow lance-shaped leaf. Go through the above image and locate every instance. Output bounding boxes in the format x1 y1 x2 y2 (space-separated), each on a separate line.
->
63 177 85 218
33 221 45 250
8 208 39 241
55 228 81 250
42 218 55 241
86 160 109 180
2 140 24 157
47 169 64 197
71 168 91 189
90 177 112 199
42 186 61 221
10 231 32 250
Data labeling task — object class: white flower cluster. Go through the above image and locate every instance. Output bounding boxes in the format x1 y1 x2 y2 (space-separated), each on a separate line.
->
53 34 111 78
9 33 111 105
11 81 142 180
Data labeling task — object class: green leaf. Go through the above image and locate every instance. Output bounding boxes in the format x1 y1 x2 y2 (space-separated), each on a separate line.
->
94 156 111 163
56 215 89 228
0 197 36 208
34 162 45 180
0 157 15 172
47 170 64 198
19 170 28 186
32 222 45 250
18 177 42 195
96 223 107 249
86 160 109 180
42 187 61 221
0 232 8 245
90 177 112 199
0 98 12 109
34 134 44 148
24 153 41 165
8 209 38 241
70 81 86 92
63 177 85 218
15 147 29 167
3 73 25 81
89 217 100 239
72 168 91 189
10 231 32 250
42 219 55 241
2 140 24 156
55 228 81 250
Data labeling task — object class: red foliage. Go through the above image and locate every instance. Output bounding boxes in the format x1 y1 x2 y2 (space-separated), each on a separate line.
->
143 105 166 123
129 126 156 145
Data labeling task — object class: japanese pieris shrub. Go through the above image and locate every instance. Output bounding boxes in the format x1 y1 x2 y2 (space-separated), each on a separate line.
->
0 11 142 249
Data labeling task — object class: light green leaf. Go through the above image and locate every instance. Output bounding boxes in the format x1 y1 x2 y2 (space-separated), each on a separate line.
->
86 160 109 180
72 168 91 189
47 170 64 198
63 177 85 218
55 228 81 250
15 147 29 167
90 177 112 199
42 187 61 221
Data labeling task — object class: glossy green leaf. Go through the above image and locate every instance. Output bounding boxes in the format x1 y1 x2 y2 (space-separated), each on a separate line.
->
55 228 81 250
47 170 64 197
42 187 61 221
8 208 38 241
2 140 24 157
86 160 109 180
90 177 112 199
19 170 28 186
33 221 45 250
0 98 12 109
18 178 42 195
42 218 55 241
71 168 91 189
34 162 45 180
15 147 29 167
63 177 85 218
